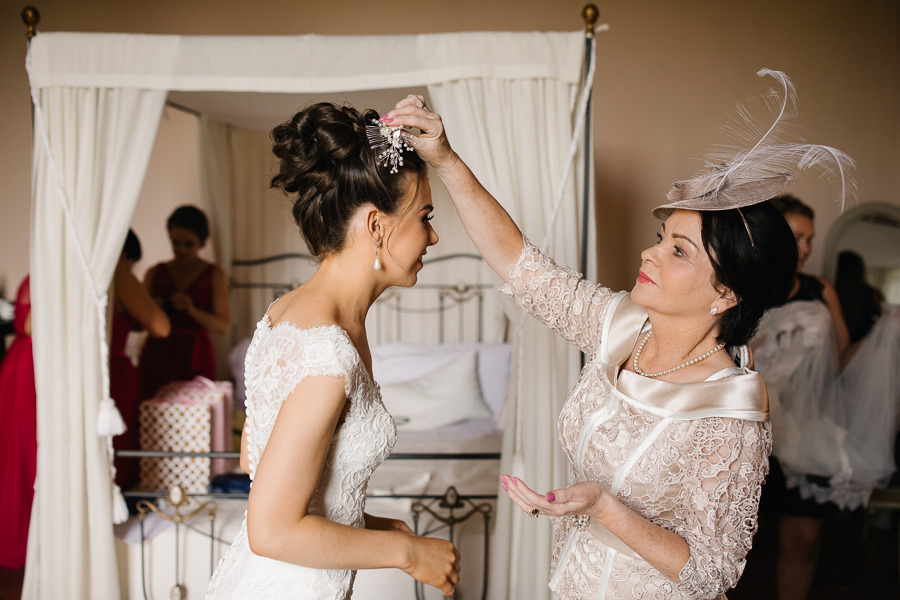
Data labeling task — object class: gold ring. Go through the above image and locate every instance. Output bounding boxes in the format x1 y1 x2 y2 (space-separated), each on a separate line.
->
530 508 540 518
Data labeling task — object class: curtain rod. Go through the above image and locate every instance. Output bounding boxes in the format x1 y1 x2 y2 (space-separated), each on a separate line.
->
165 99 202 118
21 5 602 44
22 4 601 42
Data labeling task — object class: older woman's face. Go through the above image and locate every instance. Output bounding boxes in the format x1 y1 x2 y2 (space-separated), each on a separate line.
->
631 210 722 320
783 212 814 272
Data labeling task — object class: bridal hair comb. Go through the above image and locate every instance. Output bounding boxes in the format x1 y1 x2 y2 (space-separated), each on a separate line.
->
366 119 414 174
652 69 856 220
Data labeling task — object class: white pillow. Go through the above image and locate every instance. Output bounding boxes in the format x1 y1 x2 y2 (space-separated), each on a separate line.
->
379 350 492 431
372 343 464 385
372 342 511 419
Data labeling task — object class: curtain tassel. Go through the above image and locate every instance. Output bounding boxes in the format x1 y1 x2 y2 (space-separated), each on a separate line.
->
112 484 130 524
97 397 126 437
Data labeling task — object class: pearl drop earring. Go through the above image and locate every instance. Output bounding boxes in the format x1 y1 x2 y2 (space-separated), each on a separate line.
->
374 240 382 271
710 307 718 316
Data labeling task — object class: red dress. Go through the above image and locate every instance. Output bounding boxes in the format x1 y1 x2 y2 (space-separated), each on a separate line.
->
110 309 139 490
138 263 216 399
0 277 36 569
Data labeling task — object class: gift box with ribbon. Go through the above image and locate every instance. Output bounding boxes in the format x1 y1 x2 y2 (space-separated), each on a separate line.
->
138 377 235 493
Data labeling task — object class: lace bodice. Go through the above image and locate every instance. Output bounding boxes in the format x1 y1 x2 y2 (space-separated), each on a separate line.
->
501 240 771 600
207 318 397 600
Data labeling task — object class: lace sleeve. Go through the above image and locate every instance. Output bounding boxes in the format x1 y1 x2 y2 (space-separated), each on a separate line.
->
499 238 617 354
245 326 359 479
672 417 772 597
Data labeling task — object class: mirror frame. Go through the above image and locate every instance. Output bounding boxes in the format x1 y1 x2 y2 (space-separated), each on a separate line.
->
822 201 900 283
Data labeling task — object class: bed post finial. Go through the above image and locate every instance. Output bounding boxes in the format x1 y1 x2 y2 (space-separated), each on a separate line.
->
582 4 599 37
22 5 40 40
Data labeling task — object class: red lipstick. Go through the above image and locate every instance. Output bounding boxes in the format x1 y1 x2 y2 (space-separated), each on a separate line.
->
637 271 655 285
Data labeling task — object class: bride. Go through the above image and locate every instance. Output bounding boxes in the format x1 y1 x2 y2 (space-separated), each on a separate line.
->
206 102 459 599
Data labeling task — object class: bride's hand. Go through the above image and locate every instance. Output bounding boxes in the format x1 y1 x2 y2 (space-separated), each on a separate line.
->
403 535 461 596
383 95 459 172
500 474 607 520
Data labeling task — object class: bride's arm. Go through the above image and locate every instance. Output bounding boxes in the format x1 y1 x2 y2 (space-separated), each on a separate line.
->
247 375 458 594
364 512 414 534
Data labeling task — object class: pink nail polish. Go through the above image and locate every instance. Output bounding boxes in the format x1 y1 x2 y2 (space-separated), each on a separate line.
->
500 478 508 491
512 478 520 486
546 492 556 502
381 117 394 123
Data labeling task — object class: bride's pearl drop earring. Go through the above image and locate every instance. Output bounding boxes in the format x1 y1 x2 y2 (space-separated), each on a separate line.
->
374 241 382 271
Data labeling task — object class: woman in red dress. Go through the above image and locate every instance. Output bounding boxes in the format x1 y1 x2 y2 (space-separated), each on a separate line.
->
137 206 230 399
0 276 36 570
111 231 170 489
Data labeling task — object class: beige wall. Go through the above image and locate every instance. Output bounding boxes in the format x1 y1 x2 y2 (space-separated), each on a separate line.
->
1 0 898 294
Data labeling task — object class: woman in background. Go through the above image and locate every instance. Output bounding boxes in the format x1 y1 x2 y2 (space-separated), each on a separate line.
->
110 230 170 489
772 195 851 356
753 195 853 600
834 249 884 365
138 205 230 399
0 276 36 572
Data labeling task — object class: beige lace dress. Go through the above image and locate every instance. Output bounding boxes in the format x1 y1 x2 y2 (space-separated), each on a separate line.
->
501 241 772 600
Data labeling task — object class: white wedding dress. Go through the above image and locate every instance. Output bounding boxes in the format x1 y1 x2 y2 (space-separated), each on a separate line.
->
206 317 397 599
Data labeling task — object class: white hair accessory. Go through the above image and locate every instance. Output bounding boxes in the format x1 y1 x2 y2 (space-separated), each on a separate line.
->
653 69 856 219
366 120 414 174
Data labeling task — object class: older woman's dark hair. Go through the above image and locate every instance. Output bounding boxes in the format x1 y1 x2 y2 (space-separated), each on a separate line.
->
269 102 426 258
700 202 798 347
770 194 815 220
167 205 210 244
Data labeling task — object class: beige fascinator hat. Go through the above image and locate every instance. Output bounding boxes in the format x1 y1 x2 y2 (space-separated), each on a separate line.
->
652 69 855 220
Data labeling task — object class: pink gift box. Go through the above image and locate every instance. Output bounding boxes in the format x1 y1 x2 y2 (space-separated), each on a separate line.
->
139 401 212 493
139 377 236 492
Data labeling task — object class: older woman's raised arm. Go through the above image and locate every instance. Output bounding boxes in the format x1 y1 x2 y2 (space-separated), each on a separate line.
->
385 96 523 281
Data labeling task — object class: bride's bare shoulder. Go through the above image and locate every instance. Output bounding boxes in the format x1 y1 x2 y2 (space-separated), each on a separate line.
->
266 287 337 330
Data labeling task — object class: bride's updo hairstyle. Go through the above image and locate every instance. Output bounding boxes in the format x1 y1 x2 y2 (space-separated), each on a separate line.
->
270 102 426 258
700 202 798 347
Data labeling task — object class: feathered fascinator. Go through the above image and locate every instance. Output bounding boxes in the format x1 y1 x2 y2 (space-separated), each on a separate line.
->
652 68 856 220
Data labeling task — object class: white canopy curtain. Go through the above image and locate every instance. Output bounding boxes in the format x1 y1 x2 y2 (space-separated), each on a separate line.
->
25 30 596 600
428 78 590 599
26 85 167 600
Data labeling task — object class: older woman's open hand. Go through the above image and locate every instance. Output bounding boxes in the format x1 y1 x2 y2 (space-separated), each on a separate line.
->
500 474 608 520
384 95 459 172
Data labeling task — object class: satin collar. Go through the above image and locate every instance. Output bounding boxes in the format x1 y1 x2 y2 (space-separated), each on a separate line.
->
598 293 769 422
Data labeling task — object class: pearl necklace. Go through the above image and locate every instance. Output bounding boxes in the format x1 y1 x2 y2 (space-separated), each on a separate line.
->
632 331 726 378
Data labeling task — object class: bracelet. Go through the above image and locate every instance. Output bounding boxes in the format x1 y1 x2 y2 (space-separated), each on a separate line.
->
568 514 590 531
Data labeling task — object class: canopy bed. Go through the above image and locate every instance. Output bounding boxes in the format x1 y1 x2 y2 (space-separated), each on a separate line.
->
22 5 606 599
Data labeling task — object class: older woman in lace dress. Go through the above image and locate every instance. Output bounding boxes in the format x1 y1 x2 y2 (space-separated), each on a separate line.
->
384 67 853 600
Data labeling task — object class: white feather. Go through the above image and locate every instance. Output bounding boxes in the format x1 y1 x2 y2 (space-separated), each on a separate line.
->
682 69 856 210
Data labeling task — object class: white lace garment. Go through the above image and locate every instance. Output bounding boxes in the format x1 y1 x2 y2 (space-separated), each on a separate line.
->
206 318 397 600
500 241 771 600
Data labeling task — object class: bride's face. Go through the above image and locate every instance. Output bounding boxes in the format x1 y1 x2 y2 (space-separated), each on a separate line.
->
382 174 439 287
